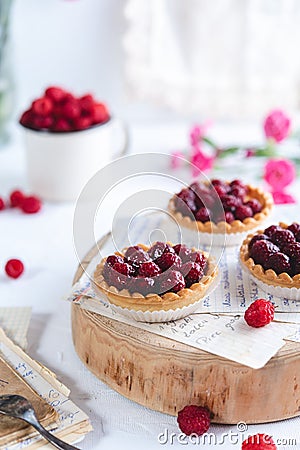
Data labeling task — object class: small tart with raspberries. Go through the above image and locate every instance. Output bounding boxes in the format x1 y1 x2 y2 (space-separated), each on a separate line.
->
93 242 218 320
168 179 273 243
240 222 300 298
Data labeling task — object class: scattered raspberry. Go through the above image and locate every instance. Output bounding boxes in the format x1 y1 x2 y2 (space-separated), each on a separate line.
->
160 270 185 293
106 255 123 267
242 433 277 449
245 199 262 215
148 242 174 260
0 198 5 211
21 196 42 214
250 240 279 267
177 405 211 436
244 299 275 328
113 262 135 277
195 207 210 222
138 261 161 277
156 252 182 271
92 103 110 124
248 234 270 250
173 244 192 261
181 262 203 287
271 229 295 248
5 259 24 279
264 225 281 239
79 94 94 114
235 205 253 221
264 252 291 275
10 190 25 208
19 110 34 128
130 277 156 295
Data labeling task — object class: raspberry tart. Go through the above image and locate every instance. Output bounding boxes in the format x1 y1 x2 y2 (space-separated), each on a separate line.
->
93 242 218 322
240 222 300 299
168 179 273 246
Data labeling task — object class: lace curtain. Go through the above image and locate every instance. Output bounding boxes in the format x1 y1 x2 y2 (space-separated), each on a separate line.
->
123 0 300 118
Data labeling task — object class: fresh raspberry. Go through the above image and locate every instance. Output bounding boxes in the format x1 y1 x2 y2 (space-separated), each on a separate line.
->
220 194 241 212
177 405 211 436
213 184 228 197
51 118 72 132
175 189 196 217
31 97 53 116
5 259 24 279
21 196 42 214
224 211 235 223
195 190 215 209
148 242 174 260
156 252 182 271
79 94 95 114
230 185 247 199
245 199 262 215
195 207 210 222
113 262 135 277
102 261 113 283
250 240 280 267
0 198 5 211
282 242 300 260
181 262 203 287
10 190 25 208
173 244 192 261
92 103 110 124
211 179 229 191
106 255 123 267
32 115 53 130
248 234 270 250
242 433 277 449
109 271 132 291
61 99 81 120
160 270 185 293
234 205 253 221
130 277 156 295
288 222 300 237
229 179 247 190
45 86 68 103
125 246 150 268
264 252 291 274
73 116 92 131
264 225 281 239
138 261 161 277
185 251 207 271
244 299 275 328
271 229 295 248
19 110 34 128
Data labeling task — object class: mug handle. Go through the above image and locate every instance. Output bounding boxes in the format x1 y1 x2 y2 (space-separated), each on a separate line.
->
112 117 129 157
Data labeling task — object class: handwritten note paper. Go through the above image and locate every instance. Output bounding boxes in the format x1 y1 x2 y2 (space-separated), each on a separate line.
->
0 308 31 349
0 328 92 449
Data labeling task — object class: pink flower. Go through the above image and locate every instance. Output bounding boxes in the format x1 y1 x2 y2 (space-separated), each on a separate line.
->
264 158 296 191
191 147 215 177
170 151 185 169
245 148 255 158
190 121 212 147
263 109 291 143
271 191 296 205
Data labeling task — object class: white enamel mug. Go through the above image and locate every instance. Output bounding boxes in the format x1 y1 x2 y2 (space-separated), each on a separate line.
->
22 118 128 202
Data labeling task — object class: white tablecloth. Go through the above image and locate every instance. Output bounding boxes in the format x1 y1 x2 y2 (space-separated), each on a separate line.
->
0 123 300 450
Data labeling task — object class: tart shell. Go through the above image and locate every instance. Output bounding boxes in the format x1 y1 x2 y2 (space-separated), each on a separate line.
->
240 224 300 299
93 243 219 321
168 185 273 239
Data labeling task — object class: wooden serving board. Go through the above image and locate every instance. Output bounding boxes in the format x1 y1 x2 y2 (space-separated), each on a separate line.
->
71 239 300 424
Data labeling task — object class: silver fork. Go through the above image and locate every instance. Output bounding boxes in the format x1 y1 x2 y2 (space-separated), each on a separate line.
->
0 395 80 450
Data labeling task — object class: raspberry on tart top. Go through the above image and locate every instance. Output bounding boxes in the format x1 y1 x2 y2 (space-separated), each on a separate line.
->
168 179 273 235
93 242 218 313
240 222 300 289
